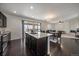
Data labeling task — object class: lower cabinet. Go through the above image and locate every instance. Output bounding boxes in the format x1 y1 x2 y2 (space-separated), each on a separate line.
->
0 32 11 56
37 37 47 56
26 33 48 56
0 35 1 55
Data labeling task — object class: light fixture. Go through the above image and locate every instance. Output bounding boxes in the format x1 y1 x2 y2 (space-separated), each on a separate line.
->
30 6 34 10
59 21 64 23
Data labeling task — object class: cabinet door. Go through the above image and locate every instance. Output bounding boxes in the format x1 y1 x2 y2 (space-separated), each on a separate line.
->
0 36 1 54
0 12 7 27
3 16 7 27
37 37 48 56
0 12 3 27
0 19 3 27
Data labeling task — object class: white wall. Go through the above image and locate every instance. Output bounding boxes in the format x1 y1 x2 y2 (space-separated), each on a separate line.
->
24 17 79 33
47 23 55 30
55 21 70 33
0 13 22 40
54 17 79 33
41 21 48 30
7 14 22 40
69 18 79 30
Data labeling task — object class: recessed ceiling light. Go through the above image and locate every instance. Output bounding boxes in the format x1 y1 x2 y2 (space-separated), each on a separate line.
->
30 6 34 10
13 11 16 13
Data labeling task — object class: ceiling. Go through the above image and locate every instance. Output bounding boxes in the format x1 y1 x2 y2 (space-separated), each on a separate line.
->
0 3 79 23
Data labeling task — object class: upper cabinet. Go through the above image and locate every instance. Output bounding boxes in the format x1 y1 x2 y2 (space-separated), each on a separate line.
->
0 12 7 27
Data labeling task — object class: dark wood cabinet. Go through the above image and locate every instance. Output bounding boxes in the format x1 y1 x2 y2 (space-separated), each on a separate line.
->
0 12 7 27
0 35 2 55
26 33 48 56
0 32 11 56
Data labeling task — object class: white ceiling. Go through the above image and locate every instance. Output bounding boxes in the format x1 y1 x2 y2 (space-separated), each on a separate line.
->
0 3 79 23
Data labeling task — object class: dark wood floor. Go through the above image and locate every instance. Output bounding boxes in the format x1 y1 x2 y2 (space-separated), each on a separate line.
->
50 38 79 56
6 38 79 56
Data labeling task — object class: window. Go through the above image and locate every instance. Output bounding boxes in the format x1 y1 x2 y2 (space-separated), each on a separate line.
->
24 24 33 32
38 25 40 32
34 23 41 32
35 25 38 29
28 25 33 30
24 22 41 32
24 25 28 32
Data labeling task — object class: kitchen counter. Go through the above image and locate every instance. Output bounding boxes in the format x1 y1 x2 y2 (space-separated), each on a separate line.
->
0 31 10 36
25 32 52 39
25 32 52 56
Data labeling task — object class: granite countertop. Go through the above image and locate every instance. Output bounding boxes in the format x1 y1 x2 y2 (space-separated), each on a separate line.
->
0 31 10 36
25 32 52 39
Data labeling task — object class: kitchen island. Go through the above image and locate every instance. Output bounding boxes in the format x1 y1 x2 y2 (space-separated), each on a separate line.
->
25 32 52 56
